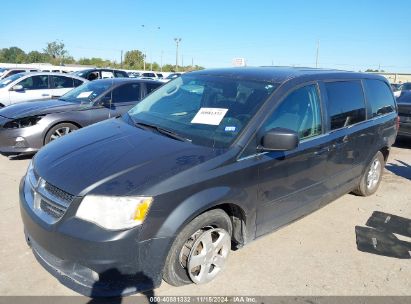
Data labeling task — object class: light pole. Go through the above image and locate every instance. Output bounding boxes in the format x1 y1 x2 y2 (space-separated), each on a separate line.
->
174 38 181 72
141 25 160 71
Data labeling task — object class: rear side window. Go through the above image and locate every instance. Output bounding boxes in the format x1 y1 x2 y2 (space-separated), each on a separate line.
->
52 76 74 88
146 83 161 94
73 78 83 87
325 81 366 130
364 79 396 117
114 71 127 78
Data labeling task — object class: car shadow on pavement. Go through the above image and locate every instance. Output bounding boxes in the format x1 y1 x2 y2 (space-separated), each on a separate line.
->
86 269 156 303
5 153 34 161
385 159 411 180
355 211 411 259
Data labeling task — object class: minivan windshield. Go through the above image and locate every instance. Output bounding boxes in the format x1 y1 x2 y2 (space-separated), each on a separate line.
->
0 73 26 88
128 74 277 148
59 81 112 103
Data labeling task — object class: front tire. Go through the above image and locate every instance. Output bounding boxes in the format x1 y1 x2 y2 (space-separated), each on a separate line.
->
44 123 79 145
163 209 232 287
353 151 385 196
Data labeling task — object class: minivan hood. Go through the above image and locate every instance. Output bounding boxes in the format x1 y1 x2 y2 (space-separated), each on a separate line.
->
34 118 221 196
0 99 80 119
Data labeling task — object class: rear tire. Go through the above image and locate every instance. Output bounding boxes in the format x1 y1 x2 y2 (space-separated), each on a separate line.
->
44 123 79 145
353 151 384 196
163 209 232 287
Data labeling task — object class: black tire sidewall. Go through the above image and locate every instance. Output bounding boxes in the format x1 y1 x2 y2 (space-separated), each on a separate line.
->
44 123 78 144
163 209 232 286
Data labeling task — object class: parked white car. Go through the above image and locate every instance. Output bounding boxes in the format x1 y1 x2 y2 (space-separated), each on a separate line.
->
0 72 87 107
0 68 40 80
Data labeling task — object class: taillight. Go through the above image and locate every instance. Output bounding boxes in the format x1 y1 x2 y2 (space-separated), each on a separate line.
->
396 115 400 130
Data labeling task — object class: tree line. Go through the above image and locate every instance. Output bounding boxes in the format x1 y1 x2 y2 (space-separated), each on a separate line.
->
0 40 203 72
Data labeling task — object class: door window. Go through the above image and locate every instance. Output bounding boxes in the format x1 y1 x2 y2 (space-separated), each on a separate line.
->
324 81 366 130
18 75 49 90
107 83 141 103
146 83 161 94
364 79 396 117
262 84 322 140
101 71 114 79
52 75 75 88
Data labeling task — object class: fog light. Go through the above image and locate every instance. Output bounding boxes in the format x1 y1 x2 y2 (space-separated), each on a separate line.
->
14 137 27 148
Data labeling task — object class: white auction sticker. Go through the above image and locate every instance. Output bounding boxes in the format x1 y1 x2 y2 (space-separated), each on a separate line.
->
77 91 93 98
191 108 228 125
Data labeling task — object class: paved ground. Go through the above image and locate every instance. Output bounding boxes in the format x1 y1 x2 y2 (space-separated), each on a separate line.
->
0 141 410 297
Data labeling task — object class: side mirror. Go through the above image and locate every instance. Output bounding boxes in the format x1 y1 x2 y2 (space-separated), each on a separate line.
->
11 84 24 92
259 127 299 151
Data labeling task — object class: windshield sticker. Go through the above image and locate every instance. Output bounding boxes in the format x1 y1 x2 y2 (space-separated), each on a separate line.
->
191 108 228 125
224 126 236 132
77 91 93 98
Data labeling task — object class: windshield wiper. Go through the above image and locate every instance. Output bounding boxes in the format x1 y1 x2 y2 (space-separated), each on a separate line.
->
134 121 191 142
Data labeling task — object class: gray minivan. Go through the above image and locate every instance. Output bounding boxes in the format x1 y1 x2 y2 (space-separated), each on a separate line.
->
19 67 398 297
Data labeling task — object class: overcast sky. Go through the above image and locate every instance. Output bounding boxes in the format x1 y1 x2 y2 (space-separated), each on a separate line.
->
0 0 410 72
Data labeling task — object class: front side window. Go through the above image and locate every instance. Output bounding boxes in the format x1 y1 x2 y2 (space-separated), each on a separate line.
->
325 81 366 130
106 83 141 103
128 74 277 148
262 84 322 140
364 79 396 117
18 75 49 90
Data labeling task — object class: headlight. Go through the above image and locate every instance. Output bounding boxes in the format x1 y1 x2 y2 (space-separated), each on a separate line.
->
4 116 44 129
76 195 153 230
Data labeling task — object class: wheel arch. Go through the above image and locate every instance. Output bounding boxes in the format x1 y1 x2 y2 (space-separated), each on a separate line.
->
150 186 252 249
43 120 82 145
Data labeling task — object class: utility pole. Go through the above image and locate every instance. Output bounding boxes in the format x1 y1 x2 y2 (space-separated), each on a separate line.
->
181 53 184 69
191 57 194 70
120 50 123 68
315 40 320 68
174 38 181 72
160 50 163 72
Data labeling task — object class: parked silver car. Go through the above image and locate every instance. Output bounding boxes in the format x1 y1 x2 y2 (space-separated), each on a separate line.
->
0 78 162 155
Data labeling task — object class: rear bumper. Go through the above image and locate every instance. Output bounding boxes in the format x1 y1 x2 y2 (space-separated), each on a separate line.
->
398 122 411 138
19 177 173 297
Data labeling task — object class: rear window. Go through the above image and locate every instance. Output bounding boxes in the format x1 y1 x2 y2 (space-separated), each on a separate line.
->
325 81 366 130
364 79 396 117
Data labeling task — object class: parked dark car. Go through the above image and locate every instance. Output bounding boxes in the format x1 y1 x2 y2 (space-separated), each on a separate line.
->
20 67 398 297
397 91 411 138
0 78 161 155
72 68 129 81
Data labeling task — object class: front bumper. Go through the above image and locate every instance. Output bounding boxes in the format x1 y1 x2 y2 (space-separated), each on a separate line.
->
0 123 44 155
19 177 172 297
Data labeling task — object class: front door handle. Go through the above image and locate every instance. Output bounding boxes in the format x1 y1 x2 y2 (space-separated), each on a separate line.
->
41 94 50 97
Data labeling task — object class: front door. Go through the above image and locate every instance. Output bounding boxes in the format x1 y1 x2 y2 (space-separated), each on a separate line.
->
254 83 328 237
9 75 50 104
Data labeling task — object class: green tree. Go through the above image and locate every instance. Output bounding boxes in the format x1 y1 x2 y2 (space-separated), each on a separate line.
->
0 47 26 63
124 50 144 69
43 40 69 64
26 51 49 63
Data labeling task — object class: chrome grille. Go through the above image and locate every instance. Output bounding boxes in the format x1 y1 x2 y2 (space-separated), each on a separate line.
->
40 199 65 219
44 182 74 204
24 168 74 224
